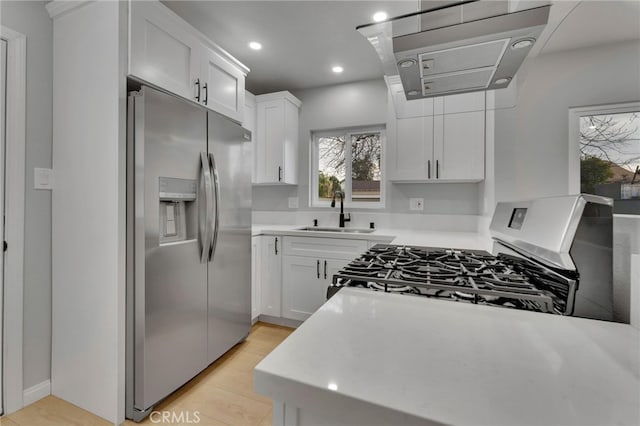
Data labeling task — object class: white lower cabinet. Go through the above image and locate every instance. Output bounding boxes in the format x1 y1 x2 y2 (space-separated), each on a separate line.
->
281 237 367 322
282 256 350 322
260 236 282 317
251 236 261 321
256 235 378 324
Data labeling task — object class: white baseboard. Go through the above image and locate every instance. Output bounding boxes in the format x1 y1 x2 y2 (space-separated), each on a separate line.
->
23 380 51 406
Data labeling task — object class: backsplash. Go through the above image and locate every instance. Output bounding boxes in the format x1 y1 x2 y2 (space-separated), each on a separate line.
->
252 210 482 232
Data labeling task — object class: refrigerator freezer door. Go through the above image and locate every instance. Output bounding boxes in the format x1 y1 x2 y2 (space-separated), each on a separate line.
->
207 111 252 363
132 87 209 411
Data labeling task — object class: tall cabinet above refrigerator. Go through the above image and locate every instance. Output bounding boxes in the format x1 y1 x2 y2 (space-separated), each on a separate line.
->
126 86 252 421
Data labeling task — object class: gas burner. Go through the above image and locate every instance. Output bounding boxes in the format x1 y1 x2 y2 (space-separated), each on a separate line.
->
330 244 571 315
368 282 416 293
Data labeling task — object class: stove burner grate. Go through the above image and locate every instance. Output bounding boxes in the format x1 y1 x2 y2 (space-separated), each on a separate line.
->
331 244 573 315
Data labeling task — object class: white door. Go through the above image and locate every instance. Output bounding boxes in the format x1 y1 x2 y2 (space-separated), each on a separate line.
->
0 37 7 415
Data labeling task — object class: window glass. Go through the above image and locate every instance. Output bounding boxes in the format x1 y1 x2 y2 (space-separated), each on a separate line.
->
350 132 381 203
312 127 384 207
580 112 640 195
317 135 345 202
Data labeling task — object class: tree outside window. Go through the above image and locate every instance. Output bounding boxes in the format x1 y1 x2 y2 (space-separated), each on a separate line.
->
313 128 384 207
579 112 640 195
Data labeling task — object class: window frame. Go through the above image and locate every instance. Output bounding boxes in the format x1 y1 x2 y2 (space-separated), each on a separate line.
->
568 102 640 194
310 125 386 209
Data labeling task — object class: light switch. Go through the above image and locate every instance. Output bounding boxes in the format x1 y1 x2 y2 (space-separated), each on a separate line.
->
288 197 299 209
34 168 54 190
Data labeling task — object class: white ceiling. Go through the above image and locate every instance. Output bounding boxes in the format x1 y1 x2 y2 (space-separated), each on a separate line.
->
163 1 640 95
540 0 640 55
162 1 418 94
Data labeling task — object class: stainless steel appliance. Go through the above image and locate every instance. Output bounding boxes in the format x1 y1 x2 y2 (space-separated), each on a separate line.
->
357 0 550 99
126 86 252 421
329 195 617 321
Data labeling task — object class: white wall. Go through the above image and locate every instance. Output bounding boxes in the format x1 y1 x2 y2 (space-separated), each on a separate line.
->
252 79 481 216
50 1 126 423
494 40 640 203
0 1 52 392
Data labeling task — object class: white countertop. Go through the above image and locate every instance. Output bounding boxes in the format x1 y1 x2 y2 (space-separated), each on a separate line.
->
252 224 491 251
255 288 640 426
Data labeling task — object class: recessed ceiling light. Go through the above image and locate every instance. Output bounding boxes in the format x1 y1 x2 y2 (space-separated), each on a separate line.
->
511 38 535 50
494 77 511 85
373 11 388 22
248 41 262 50
407 90 419 96
332 66 344 74
398 59 416 68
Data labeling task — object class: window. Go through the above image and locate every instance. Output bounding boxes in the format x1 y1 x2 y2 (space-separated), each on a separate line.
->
579 112 639 194
569 103 640 198
311 127 385 208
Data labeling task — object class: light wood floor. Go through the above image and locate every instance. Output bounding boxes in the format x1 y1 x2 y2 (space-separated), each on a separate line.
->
0 322 294 426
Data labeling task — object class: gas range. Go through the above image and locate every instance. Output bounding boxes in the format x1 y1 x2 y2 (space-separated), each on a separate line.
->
328 195 618 321
328 244 574 314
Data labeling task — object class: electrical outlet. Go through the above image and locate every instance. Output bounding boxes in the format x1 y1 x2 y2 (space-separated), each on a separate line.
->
288 197 299 209
409 198 424 211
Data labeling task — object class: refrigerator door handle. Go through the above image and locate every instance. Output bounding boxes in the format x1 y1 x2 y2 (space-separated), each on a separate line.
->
208 152 221 261
200 152 213 263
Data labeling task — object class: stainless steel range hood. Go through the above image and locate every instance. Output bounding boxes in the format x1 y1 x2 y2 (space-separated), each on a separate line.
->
357 1 550 100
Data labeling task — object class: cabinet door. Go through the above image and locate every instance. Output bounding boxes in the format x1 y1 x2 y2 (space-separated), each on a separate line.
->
282 256 325 321
260 236 282 317
434 111 485 181
282 100 299 184
130 1 200 102
201 47 245 123
322 258 350 287
255 100 285 183
251 236 261 321
245 93 258 183
390 117 434 180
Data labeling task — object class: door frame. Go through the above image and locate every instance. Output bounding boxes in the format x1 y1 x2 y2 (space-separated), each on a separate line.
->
1 25 26 414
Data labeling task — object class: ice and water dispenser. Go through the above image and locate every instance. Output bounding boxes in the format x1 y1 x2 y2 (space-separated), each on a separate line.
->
158 177 198 244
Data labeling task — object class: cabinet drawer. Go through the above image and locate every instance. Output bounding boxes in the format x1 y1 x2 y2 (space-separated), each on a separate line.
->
283 237 367 260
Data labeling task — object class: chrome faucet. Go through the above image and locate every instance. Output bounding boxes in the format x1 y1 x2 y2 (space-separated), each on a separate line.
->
330 191 351 228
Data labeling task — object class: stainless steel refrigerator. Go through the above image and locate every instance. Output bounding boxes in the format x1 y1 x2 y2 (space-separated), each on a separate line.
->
126 86 252 421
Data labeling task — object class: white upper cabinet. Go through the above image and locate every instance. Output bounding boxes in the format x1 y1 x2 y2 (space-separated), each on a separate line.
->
388 87 486 182
435 111 485 181
129 1 200 101
129 1 247 123
254 92 301 185
200 47 245 122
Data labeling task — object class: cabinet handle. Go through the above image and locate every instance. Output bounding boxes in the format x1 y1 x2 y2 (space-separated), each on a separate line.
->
195 78 201 102
317 260 320 279
278 166 282 182
427 160 431 179
274 237 278 255
436 160 439 179
203 83 208 105
324 260 327 280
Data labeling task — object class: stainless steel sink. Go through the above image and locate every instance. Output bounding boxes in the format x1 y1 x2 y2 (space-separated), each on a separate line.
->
297 226 375 234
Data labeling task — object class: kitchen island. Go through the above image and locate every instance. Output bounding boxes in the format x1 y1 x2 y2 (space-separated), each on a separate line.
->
254 288 640 426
